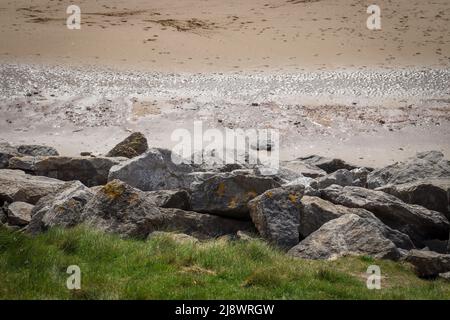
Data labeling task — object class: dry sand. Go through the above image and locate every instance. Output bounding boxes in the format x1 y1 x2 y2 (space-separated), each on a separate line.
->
0 0 449 167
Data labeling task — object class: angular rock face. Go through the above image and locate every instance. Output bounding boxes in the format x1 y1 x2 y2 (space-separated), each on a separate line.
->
321 185 449 246
6 202 34 226
106 132 148 159
0 143 20 169
298 196 414 249
0 143 59 169
367 151 450 189
28 181 95 234
317 169 354 189
80 180 252 239
288 214 402 260
145 189 191 210
298 155 358 174
108 148 196 191
16 145 59 157
190 172 281 219
248 185 304 249
0 169 65 205
405 249 450 278
9 156 125 187
376 179 450 218
280 159 326 178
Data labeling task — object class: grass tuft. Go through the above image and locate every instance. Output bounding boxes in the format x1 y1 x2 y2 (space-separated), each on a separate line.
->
0 225 449 299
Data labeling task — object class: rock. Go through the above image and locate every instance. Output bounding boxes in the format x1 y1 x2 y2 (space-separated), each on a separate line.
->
106 132 148 159
321 185 449 246
9 156 125 187
16 145 59 157
376 179 450 218
236 230 255 241
0 143 20 169
28 181 95 234
298 196 413 249
6 202 34 226
284 176 319 196
288 214 402 260
317 169 354 189
81 180 252 239
298 155 358 174
439 271 450 281
1 143 59 169
0 169 65 205
0 208 7 224
367 151 450 188
404 249 450 278
256 166 302 184
190 172 281 219
147 231 199 244
248 185 304 249
145 189 191 210
350 167 371 187
280 159 326 178
108 148 196 191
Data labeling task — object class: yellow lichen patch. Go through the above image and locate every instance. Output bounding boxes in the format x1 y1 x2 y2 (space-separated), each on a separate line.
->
228 197 238 209
288 194 298 204
216 182 226 197
102 181 125 200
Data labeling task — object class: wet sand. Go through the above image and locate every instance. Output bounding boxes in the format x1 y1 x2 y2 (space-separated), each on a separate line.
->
0 0 449 167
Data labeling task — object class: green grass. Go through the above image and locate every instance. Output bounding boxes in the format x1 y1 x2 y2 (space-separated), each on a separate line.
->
0 225 449 299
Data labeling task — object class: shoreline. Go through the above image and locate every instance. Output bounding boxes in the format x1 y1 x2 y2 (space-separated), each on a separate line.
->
1 62 449 168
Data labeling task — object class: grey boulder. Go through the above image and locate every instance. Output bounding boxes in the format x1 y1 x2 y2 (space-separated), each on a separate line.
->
0 169 65 205
81 180 252 239
280 159 326 178
376 178 450 218
298 196 413 249
298 155 358 174
106 132 148 159
288 214 402 260
367 151 450 188
321 185 449 246
9 156 126 187
190 172 281 219
248 185 304 249
404 249 450 278
145 189 191 210
28 181 95 234
108 148 196 191
6 201 34 226
317 169 354 189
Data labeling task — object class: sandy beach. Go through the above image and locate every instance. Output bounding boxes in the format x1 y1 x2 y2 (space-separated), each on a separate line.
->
0 0 449 167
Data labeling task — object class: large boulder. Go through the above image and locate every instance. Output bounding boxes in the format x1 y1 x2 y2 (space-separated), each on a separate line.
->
16 145 59 157
9 156 125 187
321 185 449 246
0 143 59 169
108 148 196 191
280 159 326 178
28 181 95 234
367 151 450 188
248 185 304 249
288 214 402 260
317 169 354 189
145 189 191 210
0 143 20 169
80 180 252 239
404 249 450 278
190 172 281 219
298 155 358 174
106 132 148 159
376 179 450 218
6 201 34 226
298 196 414 249
0 169 65 205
